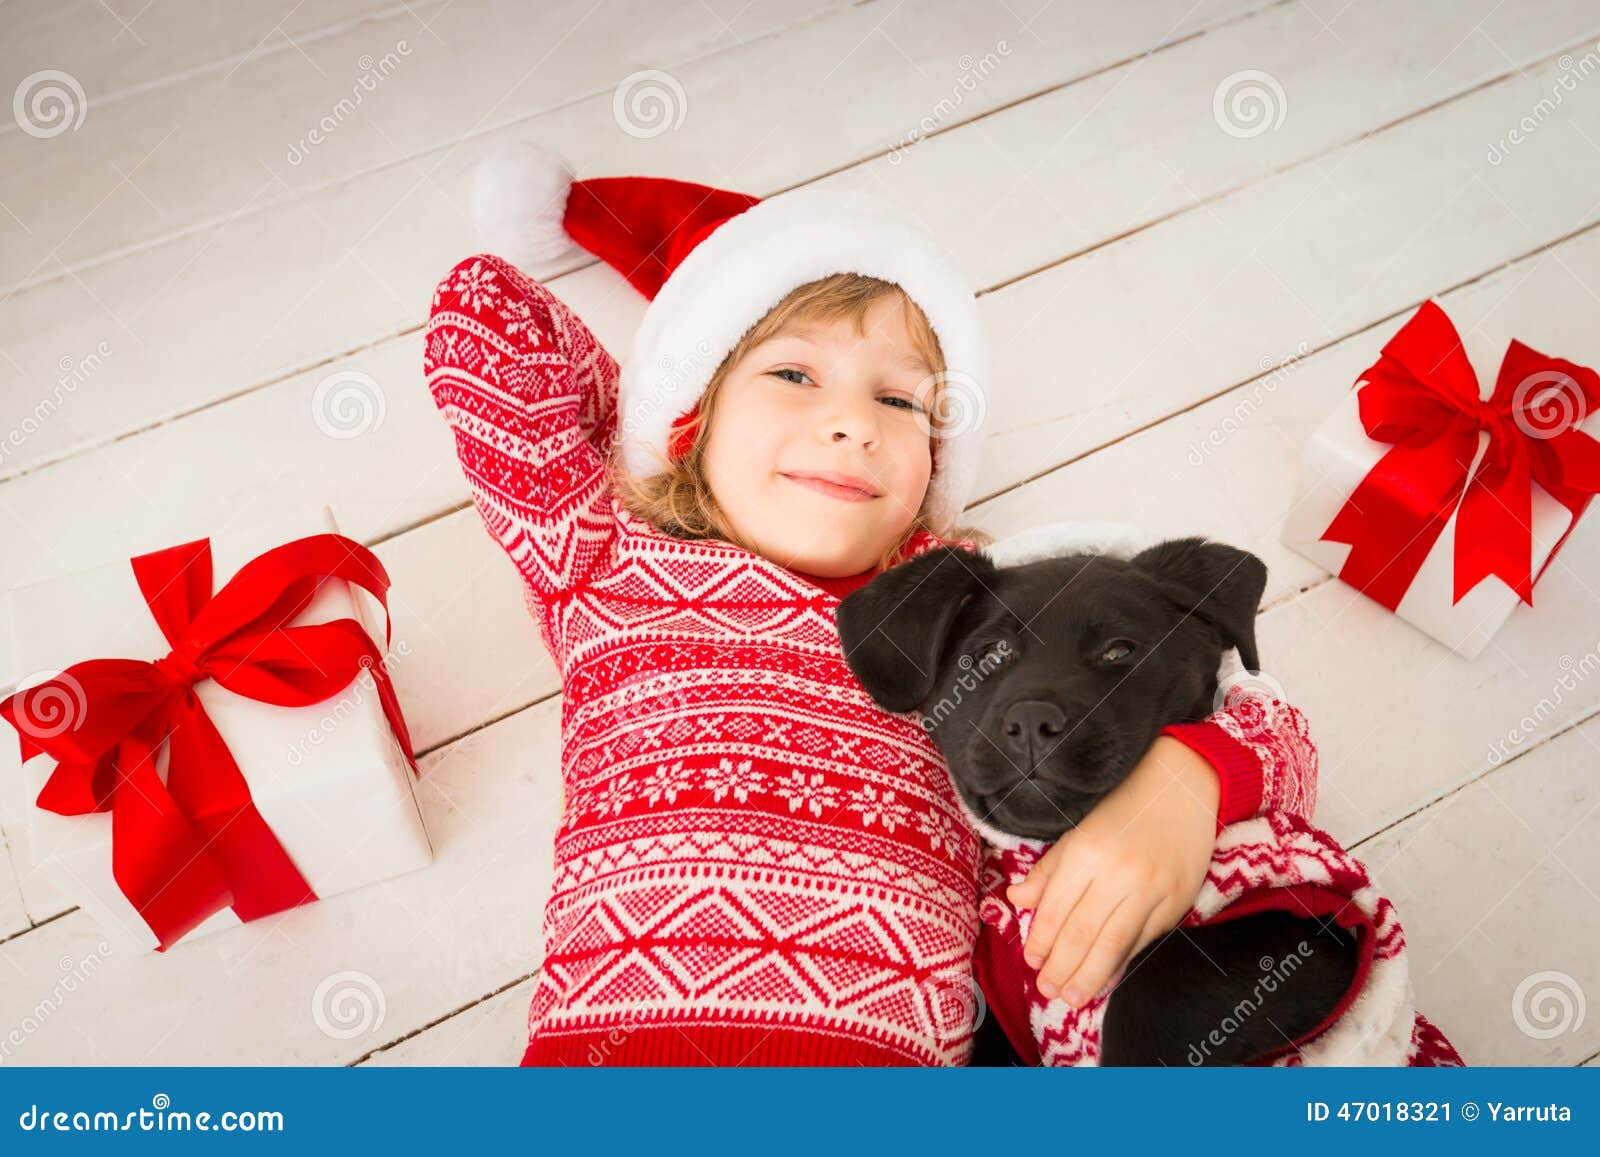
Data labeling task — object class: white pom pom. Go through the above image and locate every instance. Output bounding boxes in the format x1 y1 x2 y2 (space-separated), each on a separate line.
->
470 141 578 269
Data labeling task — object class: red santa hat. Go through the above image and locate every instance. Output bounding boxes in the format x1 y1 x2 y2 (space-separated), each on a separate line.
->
469 142 988 536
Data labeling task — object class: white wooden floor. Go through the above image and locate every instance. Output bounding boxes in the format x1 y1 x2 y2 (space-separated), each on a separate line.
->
2 0 1598 1066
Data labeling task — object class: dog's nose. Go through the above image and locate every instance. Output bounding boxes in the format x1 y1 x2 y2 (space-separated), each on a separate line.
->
1001 699 1067 766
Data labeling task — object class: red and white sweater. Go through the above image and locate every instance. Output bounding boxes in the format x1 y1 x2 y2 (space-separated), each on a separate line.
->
424 252 1369 1066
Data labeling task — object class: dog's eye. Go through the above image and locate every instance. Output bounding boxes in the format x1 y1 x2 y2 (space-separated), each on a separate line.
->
961 640 1013 670
1096 640 1136 664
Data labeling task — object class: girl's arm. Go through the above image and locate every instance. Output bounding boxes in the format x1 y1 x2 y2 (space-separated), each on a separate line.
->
423 254 621 654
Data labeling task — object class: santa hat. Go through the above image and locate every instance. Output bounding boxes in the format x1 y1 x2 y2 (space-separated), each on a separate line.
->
470 141 988 536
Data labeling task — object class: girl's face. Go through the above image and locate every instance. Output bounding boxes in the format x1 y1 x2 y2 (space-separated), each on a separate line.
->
702 293 938 578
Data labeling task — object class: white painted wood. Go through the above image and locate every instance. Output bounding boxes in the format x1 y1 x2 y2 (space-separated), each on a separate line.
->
1353 714 1600 1066
0 695 560 1065
0 0 848 292
373 506 559 757
0 0 1270 479
816 0 1600 293
358 976 537 1066
974 48 1600 504
1 1 428 112
0 827 30 940
0 721 74 927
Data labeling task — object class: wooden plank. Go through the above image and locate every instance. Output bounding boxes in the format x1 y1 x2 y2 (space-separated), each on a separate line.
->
358 976 536 1066
0 695 560 1065
973 48 1600 502
817 0 1600 292
0 822 30 940
5 0 1595 594
1352 714 1600 1066
0 0 847 292
1 1 423 111
0 0 1271 479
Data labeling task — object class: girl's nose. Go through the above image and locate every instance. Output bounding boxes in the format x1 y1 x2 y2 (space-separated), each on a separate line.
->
822 390 880 448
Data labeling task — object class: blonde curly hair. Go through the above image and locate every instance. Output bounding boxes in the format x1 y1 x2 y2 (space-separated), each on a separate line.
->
608 271 992 574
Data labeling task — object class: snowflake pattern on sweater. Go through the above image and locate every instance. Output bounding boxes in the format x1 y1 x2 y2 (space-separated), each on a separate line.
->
424 253 1337 1066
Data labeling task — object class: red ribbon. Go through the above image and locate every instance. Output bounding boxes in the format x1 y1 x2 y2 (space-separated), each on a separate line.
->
0 533 418 951
1320 300 1600 611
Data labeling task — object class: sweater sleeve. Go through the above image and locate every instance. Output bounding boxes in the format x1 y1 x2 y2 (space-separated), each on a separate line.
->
1158 696 1319 833
423 253 621 636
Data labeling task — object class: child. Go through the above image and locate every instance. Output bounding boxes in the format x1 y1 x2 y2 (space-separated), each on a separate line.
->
423 147 1321 1065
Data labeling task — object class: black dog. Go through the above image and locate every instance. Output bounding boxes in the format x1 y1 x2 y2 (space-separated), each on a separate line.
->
836 536 1359 1066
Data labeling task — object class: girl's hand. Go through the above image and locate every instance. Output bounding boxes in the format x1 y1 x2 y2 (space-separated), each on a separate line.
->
1005 736 1220 1006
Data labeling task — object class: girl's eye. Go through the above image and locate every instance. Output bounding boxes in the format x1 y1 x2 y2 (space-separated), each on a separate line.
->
769 368 812 385
1096 640 1136 664
881 395 927 414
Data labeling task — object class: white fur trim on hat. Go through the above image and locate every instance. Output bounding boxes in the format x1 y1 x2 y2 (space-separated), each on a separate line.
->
616 188 988 537
982 519 1155 568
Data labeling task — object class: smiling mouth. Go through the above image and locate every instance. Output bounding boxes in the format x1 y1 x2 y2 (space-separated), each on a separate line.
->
780 473 880 503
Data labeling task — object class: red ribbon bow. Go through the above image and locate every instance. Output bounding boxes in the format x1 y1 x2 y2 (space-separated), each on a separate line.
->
1320 300 1600 611
0 533 417 951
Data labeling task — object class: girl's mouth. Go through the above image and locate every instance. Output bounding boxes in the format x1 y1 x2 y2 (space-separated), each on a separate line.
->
780 473 880 503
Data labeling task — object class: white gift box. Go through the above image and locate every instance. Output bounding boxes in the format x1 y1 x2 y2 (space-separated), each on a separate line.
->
1281 303 1600 660
5 508 433 953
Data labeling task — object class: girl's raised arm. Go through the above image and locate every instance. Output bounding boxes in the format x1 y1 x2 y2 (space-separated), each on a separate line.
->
423 253 621 655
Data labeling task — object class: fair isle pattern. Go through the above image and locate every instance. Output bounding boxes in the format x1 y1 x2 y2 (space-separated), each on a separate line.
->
978 811 1465 1067
1207 693 1319 825
425 253 1319 1066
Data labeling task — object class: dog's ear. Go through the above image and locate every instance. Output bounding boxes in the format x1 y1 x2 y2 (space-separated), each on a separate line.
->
1130 537 1267 673
836 546 998 713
